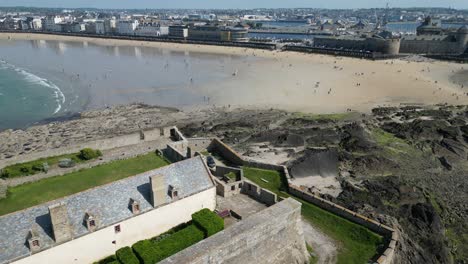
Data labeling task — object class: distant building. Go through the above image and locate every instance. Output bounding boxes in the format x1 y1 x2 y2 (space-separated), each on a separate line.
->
188 25 249 42
168 25 189 38
95 21 105 34
135 22 169 37
117 20 139 35
416 16 443 35
44 16 63 32
104 19 116 35
401 17 468 55
0 157 216 264
31 18 43 30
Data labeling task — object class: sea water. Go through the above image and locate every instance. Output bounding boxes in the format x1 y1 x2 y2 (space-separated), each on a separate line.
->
0 38 253 130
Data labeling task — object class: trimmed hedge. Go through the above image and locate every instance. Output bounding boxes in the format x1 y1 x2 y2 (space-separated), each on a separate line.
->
116 246 139 264
93 255 117 264
191 209 224 237
133 225 204 264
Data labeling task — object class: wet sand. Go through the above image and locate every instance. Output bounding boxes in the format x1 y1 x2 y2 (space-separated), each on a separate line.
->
2 32 468 114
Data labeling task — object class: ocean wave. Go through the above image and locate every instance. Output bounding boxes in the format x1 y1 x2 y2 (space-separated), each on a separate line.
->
0 60 65 114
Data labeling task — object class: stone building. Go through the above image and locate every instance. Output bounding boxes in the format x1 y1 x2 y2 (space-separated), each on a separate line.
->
0 157 216 264
400 17 468 55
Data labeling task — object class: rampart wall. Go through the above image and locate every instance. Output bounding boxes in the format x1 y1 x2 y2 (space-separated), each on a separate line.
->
400 39 464 54
160 198 309 264
206 138 399 264
0 31 277 50
0 127 173 169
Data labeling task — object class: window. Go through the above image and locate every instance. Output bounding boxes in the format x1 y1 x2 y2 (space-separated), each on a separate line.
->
231 186 235 191
32 240 39 247
114 225 121 233
89 220 96 227
238 183 242 188
134 204 140 212
173 190 178 198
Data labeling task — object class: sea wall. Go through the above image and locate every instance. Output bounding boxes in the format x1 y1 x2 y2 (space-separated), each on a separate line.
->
400 39 465 55
160 198 309 264
0 31 277 50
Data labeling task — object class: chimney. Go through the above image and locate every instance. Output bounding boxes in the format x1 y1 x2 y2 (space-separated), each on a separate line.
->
49 202 72 243
150 174 166 207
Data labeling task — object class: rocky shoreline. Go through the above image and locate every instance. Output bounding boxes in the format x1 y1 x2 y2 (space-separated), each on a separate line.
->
1 103 467 263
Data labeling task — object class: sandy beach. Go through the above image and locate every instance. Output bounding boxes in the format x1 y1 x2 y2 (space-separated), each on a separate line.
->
1 32 467 114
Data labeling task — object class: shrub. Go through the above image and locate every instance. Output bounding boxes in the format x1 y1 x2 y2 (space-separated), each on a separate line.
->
79 148 103 161
191 209 224 237
133 225 205 264
116 246 139 264
0 169 11 178
31 163 44 172
19 166 31 174
132 239 155 264
93 255 118 264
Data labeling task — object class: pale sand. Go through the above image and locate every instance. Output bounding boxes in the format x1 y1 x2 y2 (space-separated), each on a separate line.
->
2 32 467 113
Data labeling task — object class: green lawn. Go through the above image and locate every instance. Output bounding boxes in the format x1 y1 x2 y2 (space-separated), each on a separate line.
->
0 153 169 216
243 167 383 264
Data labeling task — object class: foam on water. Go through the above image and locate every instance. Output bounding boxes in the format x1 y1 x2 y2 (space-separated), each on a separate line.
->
0 60 65 114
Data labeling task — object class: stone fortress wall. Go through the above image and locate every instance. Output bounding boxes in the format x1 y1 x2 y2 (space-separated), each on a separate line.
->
314 37 401 55
160 198 309 264
0 126 174 169
200 137 399 264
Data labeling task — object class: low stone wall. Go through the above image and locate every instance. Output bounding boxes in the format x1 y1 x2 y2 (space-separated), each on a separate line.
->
208 138 244 166
0 127 173 169
289 185 398 264
241 180 277 206
163 145 186 163
187 137 214 153
160 198 309 264
209 139 398 264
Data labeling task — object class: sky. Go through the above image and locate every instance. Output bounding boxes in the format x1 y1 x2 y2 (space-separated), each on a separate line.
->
0 0 467 10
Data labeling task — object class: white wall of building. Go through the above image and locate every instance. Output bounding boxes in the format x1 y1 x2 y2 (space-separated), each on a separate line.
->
14 187 216 264
117 20 139 35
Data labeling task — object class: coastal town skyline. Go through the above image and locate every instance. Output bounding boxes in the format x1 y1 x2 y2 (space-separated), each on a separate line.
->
1 0 468 9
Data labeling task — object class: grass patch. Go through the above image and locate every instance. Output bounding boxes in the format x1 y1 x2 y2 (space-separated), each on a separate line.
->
224 172 238 181
1 153 84 178
243 167 384 264
292 112 356 122
0 153 169 216
306 243 318 264
370 127 416 156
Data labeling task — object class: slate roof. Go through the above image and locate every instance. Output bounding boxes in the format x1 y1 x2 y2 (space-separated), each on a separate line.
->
0 156 214 264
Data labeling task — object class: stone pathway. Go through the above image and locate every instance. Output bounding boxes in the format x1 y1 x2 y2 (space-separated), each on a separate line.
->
5 138 172 187
301 217 338 264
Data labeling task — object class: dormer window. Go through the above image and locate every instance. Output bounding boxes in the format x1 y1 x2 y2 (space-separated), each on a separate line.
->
85 213 98 232
129 199 140 214
169 185 179 200
27 228 41 253
32 240 40 247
